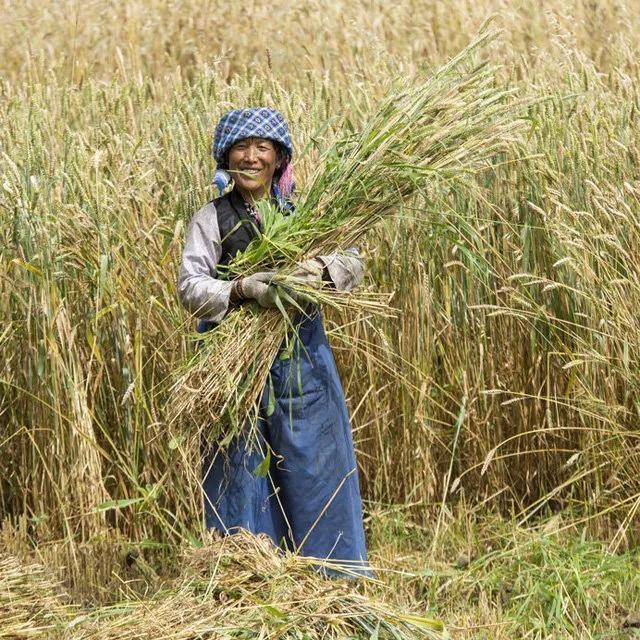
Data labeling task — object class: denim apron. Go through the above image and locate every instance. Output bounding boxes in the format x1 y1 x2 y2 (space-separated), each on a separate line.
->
200 310 369 575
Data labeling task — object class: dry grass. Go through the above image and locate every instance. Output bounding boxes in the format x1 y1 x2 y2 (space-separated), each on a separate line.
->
0 528 444 639
0 552 75 638
3 0 639 84
1 0 640 539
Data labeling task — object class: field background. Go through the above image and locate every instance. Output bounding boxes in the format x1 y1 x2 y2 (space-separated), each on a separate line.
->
2 0 640 637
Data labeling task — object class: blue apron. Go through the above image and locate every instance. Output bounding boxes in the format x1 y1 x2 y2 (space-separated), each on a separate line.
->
200 310 369 575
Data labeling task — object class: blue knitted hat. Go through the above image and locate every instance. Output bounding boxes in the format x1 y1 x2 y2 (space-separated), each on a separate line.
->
212 107 293 165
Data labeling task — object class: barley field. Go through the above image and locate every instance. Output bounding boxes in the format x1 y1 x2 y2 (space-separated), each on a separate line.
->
2 0 640 637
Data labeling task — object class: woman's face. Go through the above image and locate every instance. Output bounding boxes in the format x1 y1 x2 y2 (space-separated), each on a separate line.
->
227 137 280 200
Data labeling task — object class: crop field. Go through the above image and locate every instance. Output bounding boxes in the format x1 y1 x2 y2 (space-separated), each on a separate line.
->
2 0 640 638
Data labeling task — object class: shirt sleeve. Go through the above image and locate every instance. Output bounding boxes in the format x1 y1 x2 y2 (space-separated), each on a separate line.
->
177 202 234 323
317 248 365 292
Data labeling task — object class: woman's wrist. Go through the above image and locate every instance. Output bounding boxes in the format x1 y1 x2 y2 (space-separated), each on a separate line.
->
230 279 245 304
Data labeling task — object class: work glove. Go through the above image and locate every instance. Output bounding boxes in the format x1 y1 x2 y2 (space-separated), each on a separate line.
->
290 258 325 284
232 272 278 308
275 258 327 309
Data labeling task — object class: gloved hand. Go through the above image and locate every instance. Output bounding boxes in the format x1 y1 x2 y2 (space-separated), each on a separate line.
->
290 258 325 284
232 272 278 308
275 259 326 309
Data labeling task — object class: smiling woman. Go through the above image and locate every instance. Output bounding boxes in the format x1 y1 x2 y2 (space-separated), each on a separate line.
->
177 107 369 576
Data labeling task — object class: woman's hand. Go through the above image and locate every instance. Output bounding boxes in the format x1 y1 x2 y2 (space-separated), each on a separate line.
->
290 258 326 284
275 258 328 309
232 272 278 308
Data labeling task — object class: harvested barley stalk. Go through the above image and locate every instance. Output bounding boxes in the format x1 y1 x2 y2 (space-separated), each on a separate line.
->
0 553 75 638
170 28 525 448
0 533 444 639
68 531 445 639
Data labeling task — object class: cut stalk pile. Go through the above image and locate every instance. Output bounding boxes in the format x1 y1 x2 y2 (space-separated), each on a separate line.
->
171 29 525 447
0 533 444 639
0 553 75 638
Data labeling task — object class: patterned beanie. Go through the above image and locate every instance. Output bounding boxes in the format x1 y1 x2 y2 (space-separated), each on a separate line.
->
212 107 294 205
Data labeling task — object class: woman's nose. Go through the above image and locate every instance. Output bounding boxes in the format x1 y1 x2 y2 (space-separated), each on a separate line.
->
244 145 258 162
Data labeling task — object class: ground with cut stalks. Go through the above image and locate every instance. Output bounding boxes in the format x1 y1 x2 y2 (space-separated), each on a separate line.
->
2 0 640 638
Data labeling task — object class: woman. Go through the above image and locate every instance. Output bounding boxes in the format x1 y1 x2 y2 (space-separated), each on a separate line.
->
178 107 369 575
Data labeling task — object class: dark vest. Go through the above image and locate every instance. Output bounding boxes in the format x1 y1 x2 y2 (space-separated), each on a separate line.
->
196 189 261 334
215 189 261 274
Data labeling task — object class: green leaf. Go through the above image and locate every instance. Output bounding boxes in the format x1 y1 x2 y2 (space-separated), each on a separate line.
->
262 604 287 620
253 448 271 478
253 597 288 620
93 497 144 513
168 434 185 450
265 376 276 417
187 534 203 548
219 430 235 448
279 338 293 360
395 613 445 631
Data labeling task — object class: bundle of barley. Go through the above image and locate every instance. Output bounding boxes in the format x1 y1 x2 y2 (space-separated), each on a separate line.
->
69 531 444 639
170 29 525 446
0 534 444 639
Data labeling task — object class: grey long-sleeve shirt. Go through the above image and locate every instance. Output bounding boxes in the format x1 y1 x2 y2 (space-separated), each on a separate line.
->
178 201 364 323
